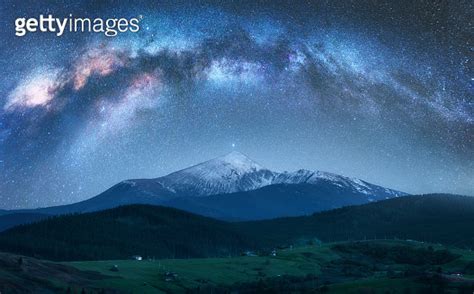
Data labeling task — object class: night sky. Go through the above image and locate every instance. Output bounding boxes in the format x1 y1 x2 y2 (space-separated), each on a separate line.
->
0 0 472 209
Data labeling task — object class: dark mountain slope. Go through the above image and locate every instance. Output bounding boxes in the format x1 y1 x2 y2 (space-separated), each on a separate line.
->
238 194 474 248
0 152 405 230
0 213 49 232
163 183 393 220
0 181 405 230
0 205 257 261
1 194 472 262
0 251 109 293
29 179 177 216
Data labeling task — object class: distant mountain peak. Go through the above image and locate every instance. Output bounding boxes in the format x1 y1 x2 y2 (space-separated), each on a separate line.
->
212 151 264 173
154 152 405 198
156 151 274 196
1 152 407 227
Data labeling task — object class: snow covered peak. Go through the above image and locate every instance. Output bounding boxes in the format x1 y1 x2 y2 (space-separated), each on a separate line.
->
153 151 405 199
272 169 405 199
156 152 273 196
213 151 264 174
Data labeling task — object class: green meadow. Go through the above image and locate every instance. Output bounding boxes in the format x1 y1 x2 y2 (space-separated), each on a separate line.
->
65 240 474 293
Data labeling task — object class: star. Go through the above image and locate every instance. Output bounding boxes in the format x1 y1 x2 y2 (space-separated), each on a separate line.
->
0 0 471 209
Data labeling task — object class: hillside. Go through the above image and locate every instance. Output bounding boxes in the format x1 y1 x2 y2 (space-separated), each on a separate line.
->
2 240 474 293
0 152 406 229
0 212 49 232
0 205 257 261
0 252 108 293
1 194 473 262
239 194 474 248
163 183 394 220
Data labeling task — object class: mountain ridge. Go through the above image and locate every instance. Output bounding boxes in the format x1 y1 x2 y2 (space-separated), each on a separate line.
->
0 152 407 229
150 151 404 199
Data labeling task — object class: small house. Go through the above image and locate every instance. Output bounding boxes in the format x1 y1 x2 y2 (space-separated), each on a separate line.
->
132 255 143 261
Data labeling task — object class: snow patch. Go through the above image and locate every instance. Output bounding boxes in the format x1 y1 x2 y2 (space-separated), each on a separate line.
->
153 151 406 199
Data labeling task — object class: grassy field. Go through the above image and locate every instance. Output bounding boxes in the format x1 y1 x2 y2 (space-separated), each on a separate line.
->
1 240 473 293
64 240 474 293
68 245 334 293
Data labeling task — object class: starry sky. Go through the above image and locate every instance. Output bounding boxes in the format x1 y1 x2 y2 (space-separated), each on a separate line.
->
0 0 472 209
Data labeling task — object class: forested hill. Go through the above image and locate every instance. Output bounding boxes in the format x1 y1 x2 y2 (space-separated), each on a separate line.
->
0 205 257 261
238 194 474 248
0 194 473 261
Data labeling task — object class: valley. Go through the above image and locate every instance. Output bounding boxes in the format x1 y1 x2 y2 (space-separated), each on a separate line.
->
1 240 474 293
0 154 471 293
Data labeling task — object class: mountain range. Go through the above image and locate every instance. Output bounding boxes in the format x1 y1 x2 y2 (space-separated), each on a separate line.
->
0 151 406 230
